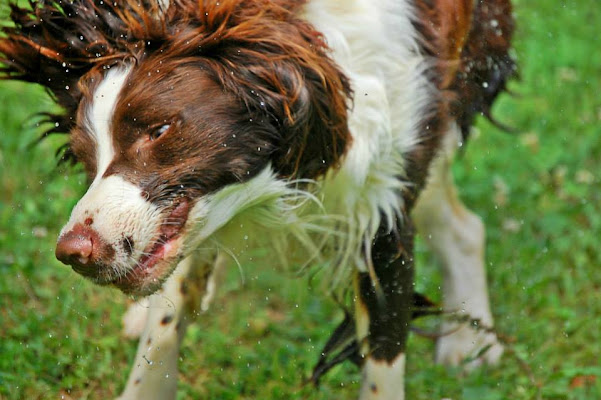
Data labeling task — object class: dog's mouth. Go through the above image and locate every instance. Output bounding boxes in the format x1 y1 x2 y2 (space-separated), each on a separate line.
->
111 199 190 295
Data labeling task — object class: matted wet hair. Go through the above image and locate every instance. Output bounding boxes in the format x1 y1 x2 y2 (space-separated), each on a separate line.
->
0 0 353 178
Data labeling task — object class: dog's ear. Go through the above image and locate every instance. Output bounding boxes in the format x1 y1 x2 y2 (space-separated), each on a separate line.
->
0 0 167 159
0 1 167 113
227 37 354 180
1 2 109 112
170 0 353 179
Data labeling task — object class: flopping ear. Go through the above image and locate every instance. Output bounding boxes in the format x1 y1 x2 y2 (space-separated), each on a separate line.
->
221 41 353 180
0 0 164 143
166 0 353 179
2 2 112 112
1 1 119 161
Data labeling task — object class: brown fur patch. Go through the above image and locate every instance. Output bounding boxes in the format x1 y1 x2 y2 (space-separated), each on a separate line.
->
407 0 516 209
414 0 516 142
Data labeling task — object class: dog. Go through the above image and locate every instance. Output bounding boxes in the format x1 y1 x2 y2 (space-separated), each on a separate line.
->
0 0 515 398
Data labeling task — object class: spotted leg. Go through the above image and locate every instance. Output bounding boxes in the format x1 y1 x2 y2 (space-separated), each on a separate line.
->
356 218 414 400
117 253 226 400
412 125 503 368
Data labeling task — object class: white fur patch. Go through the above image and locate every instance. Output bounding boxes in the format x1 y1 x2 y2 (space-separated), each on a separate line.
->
360 354 406 400
86 66 130 178
186 167 325 268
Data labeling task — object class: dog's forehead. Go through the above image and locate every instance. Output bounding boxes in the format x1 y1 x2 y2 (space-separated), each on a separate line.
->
112 61 217 125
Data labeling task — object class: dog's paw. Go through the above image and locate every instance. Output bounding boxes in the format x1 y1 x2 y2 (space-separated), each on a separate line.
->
122 298 150 339
435 322 503 370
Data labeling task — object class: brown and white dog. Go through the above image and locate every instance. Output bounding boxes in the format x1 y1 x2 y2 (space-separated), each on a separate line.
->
0 0 515 398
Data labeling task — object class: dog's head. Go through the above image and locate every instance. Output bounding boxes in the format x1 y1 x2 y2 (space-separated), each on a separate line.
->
1 0 351 295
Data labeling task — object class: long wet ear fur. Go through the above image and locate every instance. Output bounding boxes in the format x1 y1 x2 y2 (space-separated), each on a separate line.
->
164 0 353 179
0 0 162 160
0 0 352 177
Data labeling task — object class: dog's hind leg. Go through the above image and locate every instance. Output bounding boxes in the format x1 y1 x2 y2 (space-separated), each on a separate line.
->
356 217 414 400
117 253 226 400
412 124 503 368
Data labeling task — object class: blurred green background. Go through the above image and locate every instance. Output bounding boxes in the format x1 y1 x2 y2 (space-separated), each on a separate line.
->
1 0 600 398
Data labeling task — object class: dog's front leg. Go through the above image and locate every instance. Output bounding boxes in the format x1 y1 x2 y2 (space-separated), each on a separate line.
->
117 253 226 400
356 218 414 400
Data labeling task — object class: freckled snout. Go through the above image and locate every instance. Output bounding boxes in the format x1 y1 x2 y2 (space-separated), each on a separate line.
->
55 223 114 277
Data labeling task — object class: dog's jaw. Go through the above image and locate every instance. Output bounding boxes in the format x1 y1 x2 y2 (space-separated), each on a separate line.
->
109 199 191 296
111 235 186 296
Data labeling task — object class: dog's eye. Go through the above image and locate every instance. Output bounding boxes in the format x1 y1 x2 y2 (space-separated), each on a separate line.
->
150 124 170 141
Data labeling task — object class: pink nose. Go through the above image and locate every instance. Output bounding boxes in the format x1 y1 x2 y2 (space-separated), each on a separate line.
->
56 224 110 277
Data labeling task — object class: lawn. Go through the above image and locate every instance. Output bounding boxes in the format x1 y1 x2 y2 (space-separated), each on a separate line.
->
1 0 600 399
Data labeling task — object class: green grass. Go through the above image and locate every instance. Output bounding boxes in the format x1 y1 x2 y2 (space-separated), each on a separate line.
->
1 0 600 398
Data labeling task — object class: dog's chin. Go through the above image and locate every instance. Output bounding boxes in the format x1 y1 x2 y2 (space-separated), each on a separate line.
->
109 236 185 297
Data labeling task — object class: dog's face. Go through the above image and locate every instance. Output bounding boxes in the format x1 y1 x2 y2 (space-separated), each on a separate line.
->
56 61 277 295
0 0 351 295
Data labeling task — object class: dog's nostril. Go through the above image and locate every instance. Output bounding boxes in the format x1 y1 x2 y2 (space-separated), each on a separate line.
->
56 228 94 267
122 236 135 255
55 224 115 278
